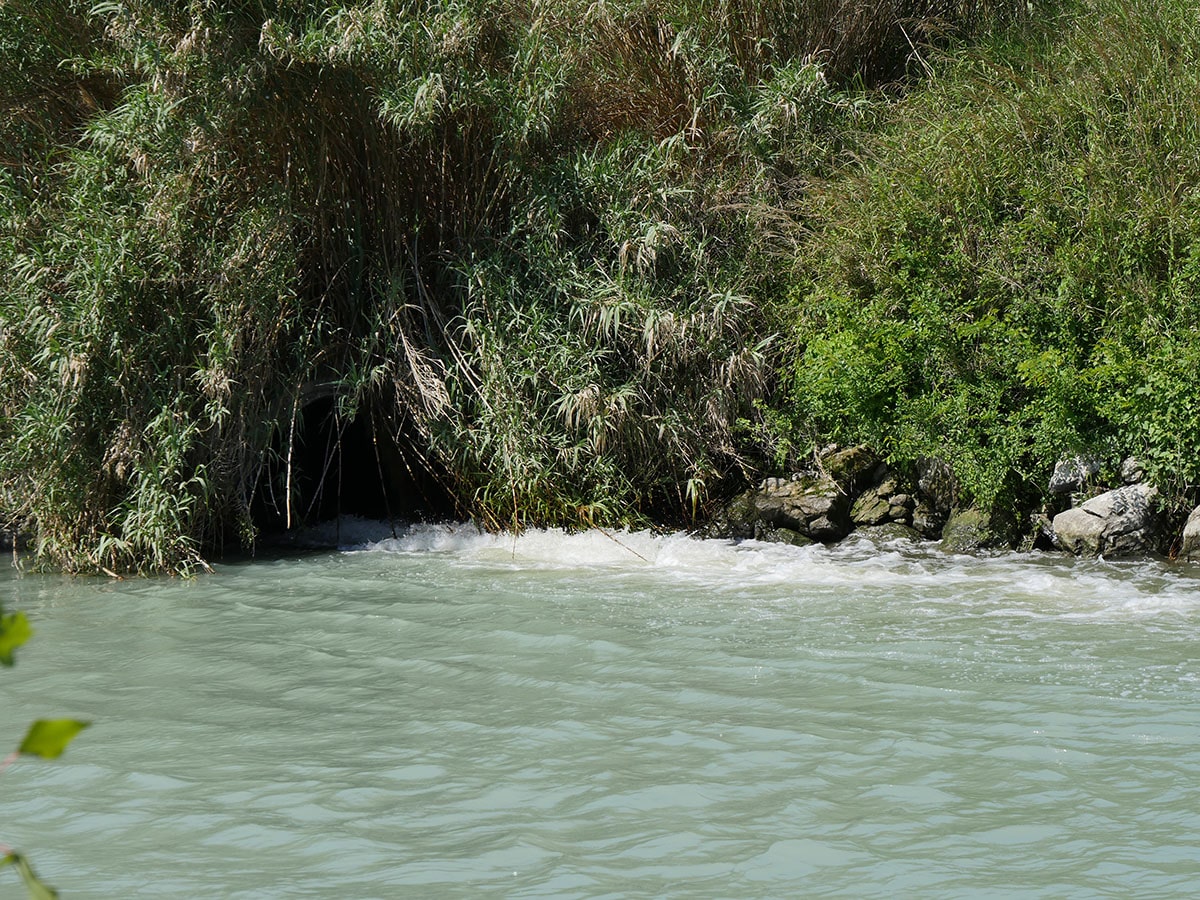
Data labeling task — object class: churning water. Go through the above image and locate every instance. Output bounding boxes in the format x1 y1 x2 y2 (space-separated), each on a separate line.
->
3 524 1200 897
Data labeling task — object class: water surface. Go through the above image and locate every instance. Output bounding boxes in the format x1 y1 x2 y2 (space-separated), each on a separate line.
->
3 525 1200 897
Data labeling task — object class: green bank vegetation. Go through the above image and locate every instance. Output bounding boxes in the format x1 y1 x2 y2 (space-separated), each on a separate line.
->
2 0 1197 572
784 0 1200 524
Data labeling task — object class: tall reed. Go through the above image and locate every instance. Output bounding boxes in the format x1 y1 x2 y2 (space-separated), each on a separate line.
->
1 0 1029 571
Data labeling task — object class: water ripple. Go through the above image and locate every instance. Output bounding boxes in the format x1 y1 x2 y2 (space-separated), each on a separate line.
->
3 528 1200 896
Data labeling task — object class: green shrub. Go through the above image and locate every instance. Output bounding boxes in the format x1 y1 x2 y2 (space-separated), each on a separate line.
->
783 0 1200 513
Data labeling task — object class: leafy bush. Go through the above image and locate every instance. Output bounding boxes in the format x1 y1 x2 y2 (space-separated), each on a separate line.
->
783 0 1200 515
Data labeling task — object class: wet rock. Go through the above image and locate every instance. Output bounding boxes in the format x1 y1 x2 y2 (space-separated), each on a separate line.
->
1049 455 1101 495
1051 483 1161 557
754 525 814 547
1120 456 1146 485
854 523 923 543
850 489 892 527
1179 506 1200 561
940 508 1008 553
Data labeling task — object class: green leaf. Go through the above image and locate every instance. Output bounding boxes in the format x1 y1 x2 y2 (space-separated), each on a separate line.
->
17 720 90 760
1 852 59 899
0 611 33 667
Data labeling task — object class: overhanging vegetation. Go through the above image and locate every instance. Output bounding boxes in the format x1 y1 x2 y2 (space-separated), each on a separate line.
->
13 1 1199 572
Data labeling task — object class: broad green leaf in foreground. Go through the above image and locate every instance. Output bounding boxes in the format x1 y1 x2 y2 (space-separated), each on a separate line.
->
17 720 90 760
1 852 59 899
0 611 33 667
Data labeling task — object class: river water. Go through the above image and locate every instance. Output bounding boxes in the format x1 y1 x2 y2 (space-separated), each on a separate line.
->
2 523 1200 898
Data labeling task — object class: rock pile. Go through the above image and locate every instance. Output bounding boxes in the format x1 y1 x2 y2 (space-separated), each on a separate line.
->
705 446 923 546
706 447 1196 562
1046 455 1167 558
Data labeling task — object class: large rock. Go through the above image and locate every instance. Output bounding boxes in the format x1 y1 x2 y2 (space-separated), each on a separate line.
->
850 488 892 526
917 457 956 513
940 507 1009 553
750 474 853 541
911 458 957 538
820 446 880 495
1180 506 1200 561
1051 483 1161 557
1049 455 1101 495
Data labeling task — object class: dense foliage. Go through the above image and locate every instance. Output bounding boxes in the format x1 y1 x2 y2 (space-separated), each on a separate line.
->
30 0 1200 565
0 0 1028 572
784 0 1200 521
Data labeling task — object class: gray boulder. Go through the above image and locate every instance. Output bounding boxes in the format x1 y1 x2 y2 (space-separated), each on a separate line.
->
1119 456 1145 485
1049 455 1101 495
1051 483 1161 557
1179 506 1200 561
940 507 1009 553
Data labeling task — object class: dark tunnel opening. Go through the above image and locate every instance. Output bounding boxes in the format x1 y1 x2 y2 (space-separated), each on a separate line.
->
251 396 454 535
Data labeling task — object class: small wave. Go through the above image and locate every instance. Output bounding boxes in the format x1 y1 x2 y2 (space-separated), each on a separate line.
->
334 518 1200 619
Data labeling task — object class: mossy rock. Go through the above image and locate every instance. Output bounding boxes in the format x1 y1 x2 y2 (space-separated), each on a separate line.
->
850 489 891 526
755 525 815 547
821 446 879 494
940 508 1009 553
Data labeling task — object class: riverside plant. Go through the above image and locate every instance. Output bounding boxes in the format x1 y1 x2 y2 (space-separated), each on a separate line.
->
1 0 1031 573
781 0 1200 521
0 602 89 898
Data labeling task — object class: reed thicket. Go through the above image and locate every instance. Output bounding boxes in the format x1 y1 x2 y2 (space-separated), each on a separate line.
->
2 0 1039 571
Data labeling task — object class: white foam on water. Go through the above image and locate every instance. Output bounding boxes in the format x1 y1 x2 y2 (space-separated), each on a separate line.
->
332 517 1200 621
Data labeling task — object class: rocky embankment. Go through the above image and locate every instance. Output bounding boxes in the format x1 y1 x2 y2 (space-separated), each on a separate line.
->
706 446 1200 561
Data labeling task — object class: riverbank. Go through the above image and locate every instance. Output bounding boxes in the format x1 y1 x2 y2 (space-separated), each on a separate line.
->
705 445 1200 564
5 0 1200 574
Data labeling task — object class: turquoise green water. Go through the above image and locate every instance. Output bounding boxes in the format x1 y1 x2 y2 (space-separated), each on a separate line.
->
3 524 1200 898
